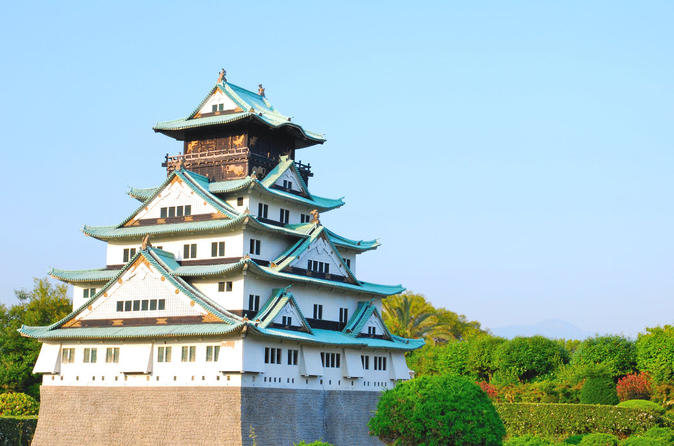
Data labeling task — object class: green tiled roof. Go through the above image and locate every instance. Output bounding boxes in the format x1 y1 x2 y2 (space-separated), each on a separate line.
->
49 268 118 284
323 227 380 252
153 82 325 146
343 301 393 339
253 287 313 333
19 323 245 340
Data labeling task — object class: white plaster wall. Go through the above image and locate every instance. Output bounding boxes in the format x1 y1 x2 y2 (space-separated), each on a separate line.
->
223 194 249 212
198 90 239 115
191 275 244 311
106 232 243 265
72 285 100 310
132 178 220 221
273 168 305 194
289 236 349 278
243 229 292 261
78 260 207 321
248 195 315 226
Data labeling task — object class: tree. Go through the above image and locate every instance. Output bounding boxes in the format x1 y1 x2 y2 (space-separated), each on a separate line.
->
0 278 71 399
369 374 505 446
382 292 485 343
636 326 674 384
571 335 637 378
467 336 506 381
494 336 570 382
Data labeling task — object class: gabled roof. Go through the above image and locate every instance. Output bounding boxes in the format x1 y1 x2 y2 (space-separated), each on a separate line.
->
39 247 244 333
252 287 312 333
342 301 393 339
260 156 309 193
49 267 118 284
153 82 325 148
272 224 358 283
117 169 236 228
128 174 345 212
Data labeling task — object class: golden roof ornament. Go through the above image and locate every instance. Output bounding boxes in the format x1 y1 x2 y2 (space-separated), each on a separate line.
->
141 234 151 250
258 84 265 97
310 209 320 224
217 68 226 84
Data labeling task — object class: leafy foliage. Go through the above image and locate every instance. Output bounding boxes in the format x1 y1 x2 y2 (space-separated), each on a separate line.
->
619 437 665 446
0 278 71 399
494 336 570 382
617 400 664 415
577 433 618 446
382 292 484 343
0 393 39 416
580 376 619 405
495 403 672 440
571 336 637 379
503 435 553 446
636 326 674 384
369 374 505 446
0 416 37 446
405 341 470 377
467 336 506 381
294 442 333 446
642 426 674 444
616 373 651 402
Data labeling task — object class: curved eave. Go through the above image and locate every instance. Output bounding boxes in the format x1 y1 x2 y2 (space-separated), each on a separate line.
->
153 113 325 148
251 181 344 212
19 323 245 341
49 268 117 285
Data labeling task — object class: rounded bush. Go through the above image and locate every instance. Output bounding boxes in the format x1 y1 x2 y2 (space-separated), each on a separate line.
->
616 373 651 402
369 374 505 446
571 336 637 378
619 437 663 446
578 433 619 446
643 426 674 444
494 336 570 382
617 400 665 415
564 435 586 445
504 435 553 446
581 376 619 405
0 393 39 416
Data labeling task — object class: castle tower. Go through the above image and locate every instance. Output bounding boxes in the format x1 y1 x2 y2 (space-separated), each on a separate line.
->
22 72 423 446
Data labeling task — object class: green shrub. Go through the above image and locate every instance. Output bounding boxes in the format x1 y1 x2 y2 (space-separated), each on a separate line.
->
0 416 37 446
495 336 570 382
617 400 665 415
643 426 674 443
564 435 586 444
571 336 637 379
405 341 471 377
369 375 505 445
504 435 553 446
581 376 619 405
578 433 618 446
294 442 332 446
467 336 506 381
0 393 39 416
619 437 663 446
636 326 674 384
495 403 672 440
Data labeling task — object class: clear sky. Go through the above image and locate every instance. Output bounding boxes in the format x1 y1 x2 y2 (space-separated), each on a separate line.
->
1 1 672 338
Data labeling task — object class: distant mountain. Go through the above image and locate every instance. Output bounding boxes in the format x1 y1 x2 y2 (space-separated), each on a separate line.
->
491 319 592 340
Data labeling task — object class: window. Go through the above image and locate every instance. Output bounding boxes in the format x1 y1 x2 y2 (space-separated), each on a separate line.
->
313 304 323 320
61 348 75 363
218 281 233 292
282 180 293 190
123 248 136 262
218 103 224 111
83 348 97 363
320 352 340 368
264 347 282 364
157 346 171 363
361 355 370 370
281 316 292 326
257 203 268 219
308 260 329 274
160 207 167 218
183 243 197 259
211 241 225 257
184 205 191 216
168 206 175 218
206 345 220 362
339 308 349 324
374 356 387 371
249 239 261 255
181 346 196 362
279 208 290 224
236 197 244 206
160 206 191 218
300 213 311 223
212 104 217 113
287 349 298 365
344 258 351 269
248 294 260 312
117 299 164 312
106 347 120 363
367 326 376 336
83 288 96 299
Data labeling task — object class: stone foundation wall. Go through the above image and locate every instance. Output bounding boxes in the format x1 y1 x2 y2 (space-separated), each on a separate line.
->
33 386 383 446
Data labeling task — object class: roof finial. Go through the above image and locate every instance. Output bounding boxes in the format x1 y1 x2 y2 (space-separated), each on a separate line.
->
176 157 185 171
218 68 226 84
141 234 151 250
258 84 265 97
310 209 320 224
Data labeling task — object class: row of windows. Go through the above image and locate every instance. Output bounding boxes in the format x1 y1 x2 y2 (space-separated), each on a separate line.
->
264 347 299 365
217 281 233 292
157 345 220 363
320 352 341 368
360 355 387 371
160 205 192 219
257 202 306 226
183 243 197 259
300 213 311 223
116 299 166 312
62 347 119 364
282 180 293 190
123 248 137 262
308 260 329 274
211 103 226 112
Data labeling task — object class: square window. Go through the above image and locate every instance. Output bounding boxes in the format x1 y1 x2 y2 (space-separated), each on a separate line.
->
218 103 224 111
236 197 244 206
226 281 233 292
83 288 89 299
218 282 225 292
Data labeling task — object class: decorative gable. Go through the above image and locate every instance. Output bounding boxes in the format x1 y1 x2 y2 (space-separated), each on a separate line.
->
288 234 352 280
273 166 306 195
255 288 312 333
271 302 304 329
195 89 242 117
61 253 223 328
358 312 387 337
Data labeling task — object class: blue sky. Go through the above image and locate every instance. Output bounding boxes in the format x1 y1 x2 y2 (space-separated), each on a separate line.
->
1 2 672 337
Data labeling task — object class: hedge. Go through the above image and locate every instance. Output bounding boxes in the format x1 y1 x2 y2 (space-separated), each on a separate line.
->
495 403 673 440
0 416 37 446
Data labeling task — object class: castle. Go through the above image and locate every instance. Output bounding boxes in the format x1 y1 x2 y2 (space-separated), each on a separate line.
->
22 72 423 446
